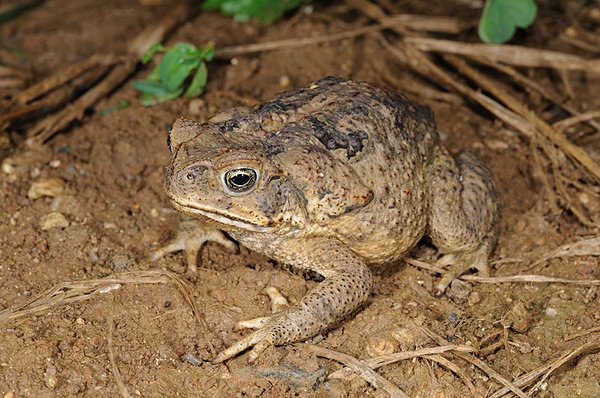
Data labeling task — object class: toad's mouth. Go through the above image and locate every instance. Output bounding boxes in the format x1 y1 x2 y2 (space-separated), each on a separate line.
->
169 200 273 233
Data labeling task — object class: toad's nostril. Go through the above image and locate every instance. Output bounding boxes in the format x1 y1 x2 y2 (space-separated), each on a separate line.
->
181 165 207 184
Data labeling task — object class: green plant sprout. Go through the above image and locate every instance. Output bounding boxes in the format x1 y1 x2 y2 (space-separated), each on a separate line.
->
478 0 537 44
132 42 215 106
202 0 308 25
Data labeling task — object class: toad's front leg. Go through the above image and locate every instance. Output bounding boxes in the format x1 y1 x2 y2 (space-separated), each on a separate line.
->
212 238 372 364
151 216 237 272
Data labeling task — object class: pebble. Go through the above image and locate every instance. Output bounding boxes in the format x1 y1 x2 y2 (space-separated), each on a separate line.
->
365 335 396 357
1 158 15 174
468 291 481 306
40 212 69 230
507 301 532 333
110 251 135 269
44 366 58 388
28 178 65 199
188 98 206 115
4 392 15 398
278 75 290 87
183 353 203 366
545 307 558 317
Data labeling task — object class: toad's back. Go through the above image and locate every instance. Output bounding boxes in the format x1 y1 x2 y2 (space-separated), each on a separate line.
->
249 77 442 262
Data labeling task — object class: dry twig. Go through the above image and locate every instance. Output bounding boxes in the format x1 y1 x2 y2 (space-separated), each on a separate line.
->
309 345 411 398
406 37 600 73
489 337 600 398
108 296 132 398
328 344 475 380
553 110 600 132
422 329 528 398
423 354 483 398
406 258 600 286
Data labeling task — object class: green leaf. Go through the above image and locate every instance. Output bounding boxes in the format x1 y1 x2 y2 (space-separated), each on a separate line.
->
158 48 200 92
479 0 537 44
100 98 131 116
141 43 166 64
185 62 208 97
202 0 307 25
131 80 172 96
133 81 183 106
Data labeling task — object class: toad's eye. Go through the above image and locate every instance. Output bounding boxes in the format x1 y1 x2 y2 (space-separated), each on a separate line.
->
224 168 258 193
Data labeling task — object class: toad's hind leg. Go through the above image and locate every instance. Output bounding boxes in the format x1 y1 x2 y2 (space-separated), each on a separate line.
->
427 149 499 296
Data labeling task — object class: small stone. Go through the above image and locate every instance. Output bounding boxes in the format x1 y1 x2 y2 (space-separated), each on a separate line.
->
28 178 65 199
507 301 532 333
468 291 481 306
445 279 471 304
44 365 58 388
150 208 159 218
188 99 206 115
75 317 85 325
103 222 117 230
545 307 558 317
40 212 69 230
365 335 396 357
110 251 135 269
4 392 15 398
279 75 290 87
49 160 61 168
1 158 15 174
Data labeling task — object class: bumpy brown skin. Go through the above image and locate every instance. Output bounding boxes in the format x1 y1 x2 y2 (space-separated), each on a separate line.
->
156 77 499 363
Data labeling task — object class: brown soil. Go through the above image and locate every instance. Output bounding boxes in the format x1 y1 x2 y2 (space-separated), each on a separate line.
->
1 1 599 397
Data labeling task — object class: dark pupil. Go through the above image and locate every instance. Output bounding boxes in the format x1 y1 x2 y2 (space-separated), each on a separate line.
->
231 172 250 187
226 168 256 192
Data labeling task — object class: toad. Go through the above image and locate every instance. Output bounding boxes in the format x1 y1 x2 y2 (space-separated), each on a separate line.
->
152 77 499 363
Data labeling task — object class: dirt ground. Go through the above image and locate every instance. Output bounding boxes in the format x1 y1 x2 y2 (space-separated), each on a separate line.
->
1 0 600 397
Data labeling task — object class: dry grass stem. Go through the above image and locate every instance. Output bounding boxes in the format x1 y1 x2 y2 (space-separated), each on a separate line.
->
489 337 600 397
27 59 137 144
309 345 411 398
328 344 475 380
442 54 600 183
215 9 465 60
0 269 216 356
531 236 600 266
406 37 600 73
216 22 399 59
12 55 112 105
553 110 600 132
108 297 132 398
406 258 600 286
422 328 528 398
470 58 600 132
423 354 483 398
565 326 600 341
529 336 600 394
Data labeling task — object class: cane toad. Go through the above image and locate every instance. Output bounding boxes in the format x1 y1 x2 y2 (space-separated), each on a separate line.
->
153 77 499 363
